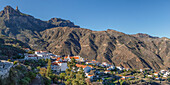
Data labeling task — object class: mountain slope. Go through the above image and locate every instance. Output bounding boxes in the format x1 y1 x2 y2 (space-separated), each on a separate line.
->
40 27 169 70
0 6 169 70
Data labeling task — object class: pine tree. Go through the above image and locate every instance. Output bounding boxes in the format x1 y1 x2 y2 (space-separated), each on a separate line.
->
46 59 52 77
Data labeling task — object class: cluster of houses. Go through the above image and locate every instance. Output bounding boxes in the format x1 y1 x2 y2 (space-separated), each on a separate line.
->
22 50 170 81
147 70 170 80
0 60 13 79
24 51 59 60
51 55 84 72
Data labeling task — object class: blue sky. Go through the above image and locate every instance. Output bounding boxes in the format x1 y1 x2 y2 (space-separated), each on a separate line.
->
0 0 170 38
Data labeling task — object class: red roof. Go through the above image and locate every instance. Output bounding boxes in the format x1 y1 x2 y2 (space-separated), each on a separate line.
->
88 75 94 77
64 56 80 59
92 59 96 61
23 48 30 50
52 62 59 65
76 64 93 68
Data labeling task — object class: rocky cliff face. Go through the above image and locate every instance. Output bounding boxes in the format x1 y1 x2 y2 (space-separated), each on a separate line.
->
0 6 169 70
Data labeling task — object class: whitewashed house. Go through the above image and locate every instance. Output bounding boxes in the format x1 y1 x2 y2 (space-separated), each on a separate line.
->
24 54 39 60
51 57 68 72
86 74 94 79
107 65 115 70
116 66 123 71
57 62 68 71
35 51 51 59
140 69 143 72
148 75 153 77
102 62 110 67
51 62 60 72
24 51 52 60
104 70 111 74
154 72 159 76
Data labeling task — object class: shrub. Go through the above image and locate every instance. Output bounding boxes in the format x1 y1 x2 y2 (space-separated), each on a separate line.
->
24 77 31 83
27 50 34 54
19 79 29 85
37 66 41 70
7 59 11 62
13 60 18 65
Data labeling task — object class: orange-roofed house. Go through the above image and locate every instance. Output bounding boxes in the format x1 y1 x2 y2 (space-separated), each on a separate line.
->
86 74 94 79
51 62 60 72
104 70 111 74
51 60 68 72
76 64 93 69
121 78 125 80
76 64 93 73
34 50 51 59
23 48 30 52
154 72 159 76
64 55 84 62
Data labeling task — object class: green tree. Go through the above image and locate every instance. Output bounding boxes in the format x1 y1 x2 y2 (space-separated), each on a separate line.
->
65 79 71 85
13 60 18 65
167 77 170 82
27 50 34 54
37 66 41 70
46 59 52 77
7 59 11 62
119 80 125 85
27 71 36 79
72 79 79 85
19 79 29 85
39 68 46 77
24 77 31 83
44 76 51 85
60 73 66 82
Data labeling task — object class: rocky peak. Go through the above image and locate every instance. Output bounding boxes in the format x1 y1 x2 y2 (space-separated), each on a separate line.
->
3 6 20 15
15 6 19 12
48 18 80 28
0 6 20 17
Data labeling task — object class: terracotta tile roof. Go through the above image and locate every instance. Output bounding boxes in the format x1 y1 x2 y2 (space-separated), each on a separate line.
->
23 48 30 50
88 75 94 77
92 60 96 61
105 70 111 72
76 64 93 68
56 57 61 61
64 56 80 59
52 62 59 65
73 56 79 59
35 51 41 52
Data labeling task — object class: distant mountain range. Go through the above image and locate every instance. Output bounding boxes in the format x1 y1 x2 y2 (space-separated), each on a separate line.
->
0 6 169 70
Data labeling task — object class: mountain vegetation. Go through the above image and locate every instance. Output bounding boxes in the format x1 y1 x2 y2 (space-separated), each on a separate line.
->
0 35 28 59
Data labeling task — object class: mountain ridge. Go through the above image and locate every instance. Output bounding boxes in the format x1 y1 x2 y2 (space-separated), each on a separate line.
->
0 6 169 70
